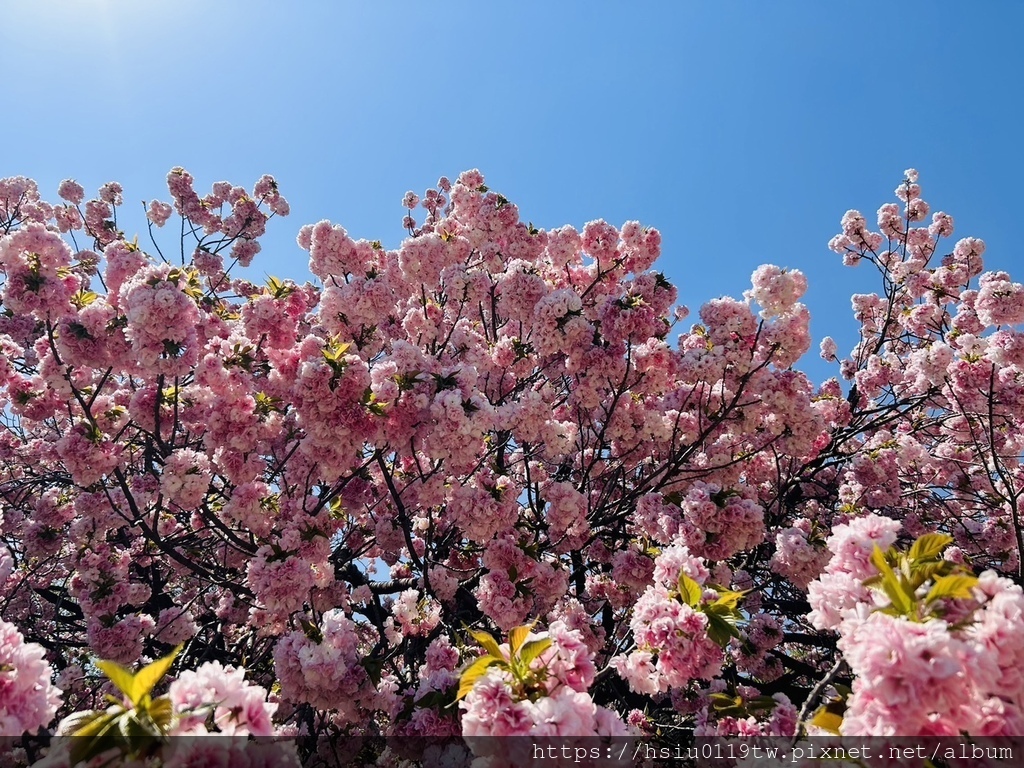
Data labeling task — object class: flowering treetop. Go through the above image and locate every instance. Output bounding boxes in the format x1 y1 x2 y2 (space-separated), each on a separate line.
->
1 166 1024 764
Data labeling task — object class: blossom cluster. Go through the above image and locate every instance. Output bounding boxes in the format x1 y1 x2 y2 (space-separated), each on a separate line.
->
807 514 1024 736
273 609 389 724
460 621 630 739
0 619 62 735
610 543 723 694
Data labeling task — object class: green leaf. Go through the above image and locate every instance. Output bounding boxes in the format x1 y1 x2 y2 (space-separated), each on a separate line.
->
60 708 117 737
118 713 135 742
677 572 703 608
911 559 955 584
518 637 552 668
926 573 979 603
96 645 181 707
131 645 182 704
71 289 100 309
705 611 741 647
95 660 139 705
147 696 174 731
415 688 456 712
124 711 164 752
265 275 294 298
711 588 748 612
909 533 953 563
870 545 914 615
709 693 743 714
468 629 505 660
508 623 534 656
68 710 124 766
300 618 324 644
456 655 500 700
322 339 352 363
870 543 893 574
747 695 779 711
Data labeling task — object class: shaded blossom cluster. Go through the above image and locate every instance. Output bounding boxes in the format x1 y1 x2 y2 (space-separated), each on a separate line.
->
0 620 62 735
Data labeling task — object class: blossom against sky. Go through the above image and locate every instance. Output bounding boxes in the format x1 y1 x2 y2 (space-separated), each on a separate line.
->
2 1 1021 381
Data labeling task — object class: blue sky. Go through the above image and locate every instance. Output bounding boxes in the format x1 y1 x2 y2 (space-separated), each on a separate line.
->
2 1 1022 384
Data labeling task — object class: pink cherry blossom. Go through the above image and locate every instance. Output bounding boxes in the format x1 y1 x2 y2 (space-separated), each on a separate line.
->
3 167 1024 761
0 620 62 735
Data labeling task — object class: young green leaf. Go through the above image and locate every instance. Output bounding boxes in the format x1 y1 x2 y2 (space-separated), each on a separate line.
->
71 289 100 309
709 693 743 713
468 629 505 660
456 656 500 700
711 588 748 612
147 697 175 731
911 560 954 584
870 545 914 616
60 709 117 738
908 533 953 563
130 645 182 705
747 695 780 711
360 656 384 687
67 710 124 766
518 637 552 668
96 645 181 707
508 623 534 656
95 660 138 705
705 611 741 647
869 543 893 574
925 573 979 603
677 572 703 608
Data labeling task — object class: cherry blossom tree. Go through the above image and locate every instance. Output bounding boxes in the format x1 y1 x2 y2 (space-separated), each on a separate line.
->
1 166 1023 765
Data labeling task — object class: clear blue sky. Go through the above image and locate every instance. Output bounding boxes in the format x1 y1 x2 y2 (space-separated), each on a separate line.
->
2 1 1021 383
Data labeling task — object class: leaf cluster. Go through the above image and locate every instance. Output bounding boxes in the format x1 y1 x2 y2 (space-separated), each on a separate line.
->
864 533 978 621
60 646 182 766
674 572 748 647
457 623 552 702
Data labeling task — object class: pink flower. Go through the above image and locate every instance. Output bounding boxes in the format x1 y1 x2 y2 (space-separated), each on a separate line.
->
545 621 597 693
745 265 808 318
824 514 902 580
820 336 838 361
147 200 174 227
527 688 597 737
840 613 972 736
169 661 277 736
160 448 211 510
610 650 660 695
56 179 84 204
460 672 533 737
772 520 830 589
0 619 62 735
272 610 379 723
98 182 123 205
976 271 1024 327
